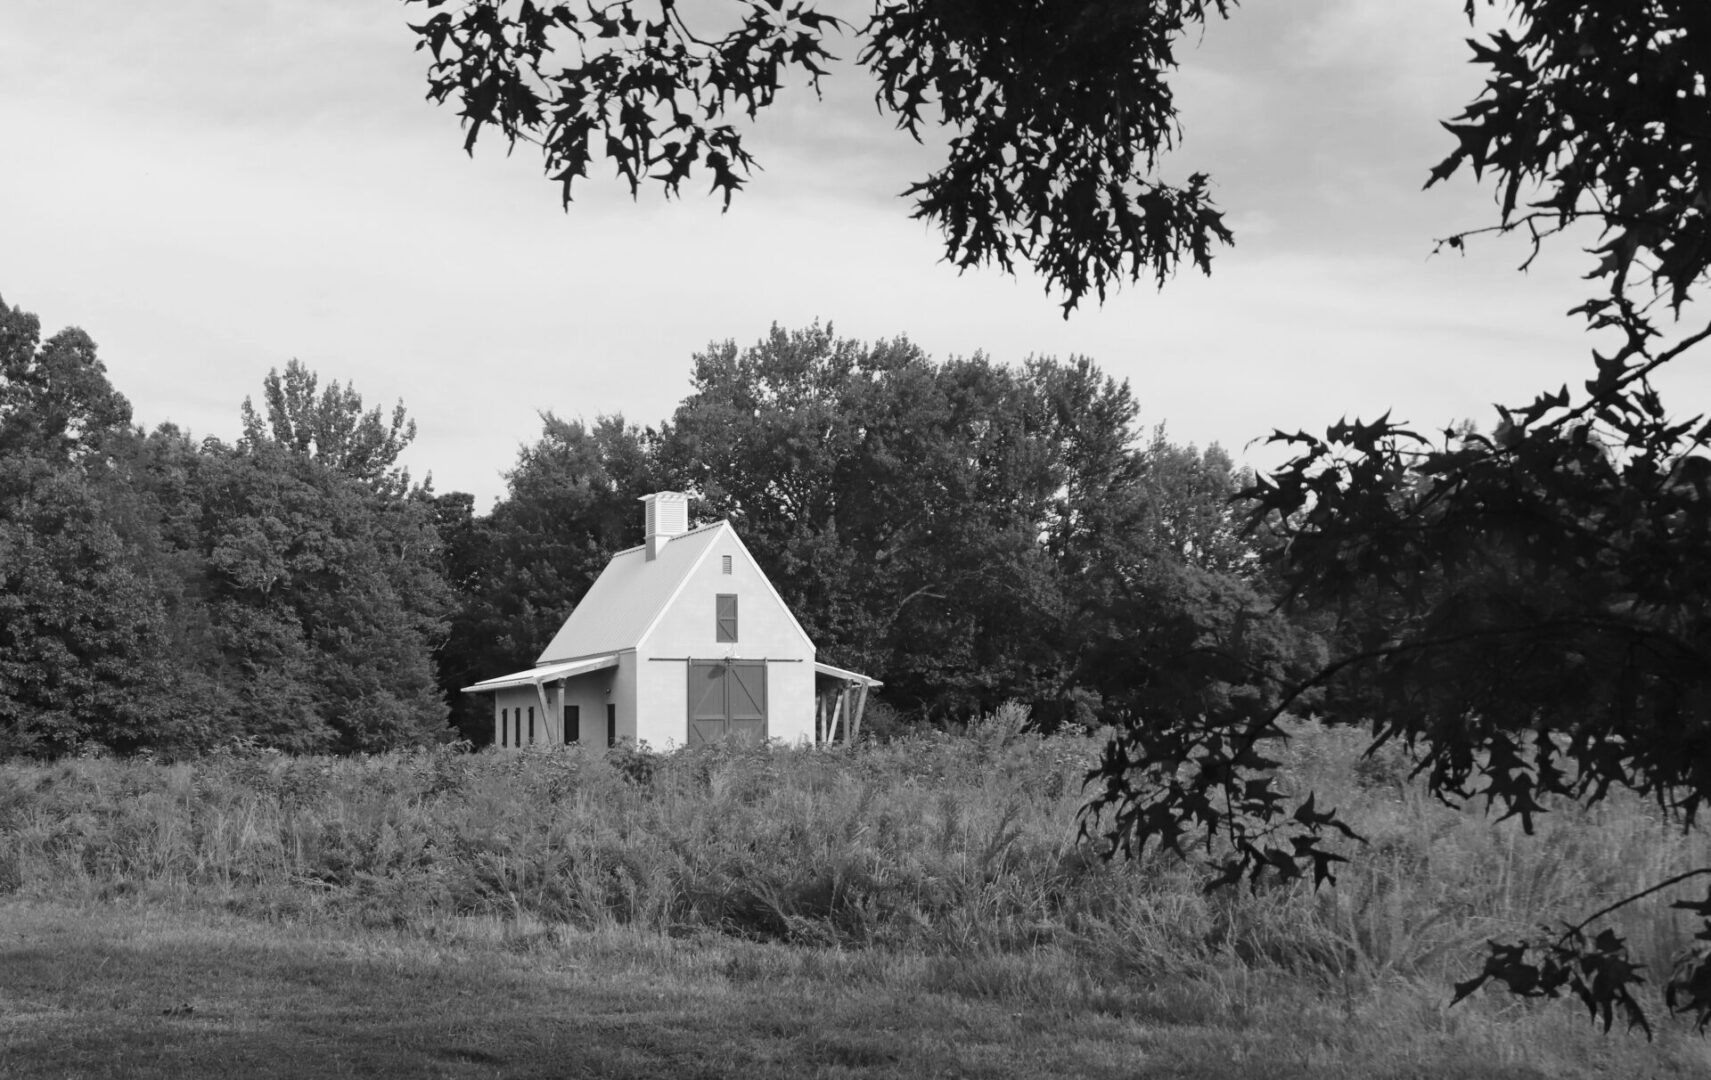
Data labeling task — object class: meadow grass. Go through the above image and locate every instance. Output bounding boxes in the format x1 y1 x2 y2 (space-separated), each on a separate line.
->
4 713 1711 1076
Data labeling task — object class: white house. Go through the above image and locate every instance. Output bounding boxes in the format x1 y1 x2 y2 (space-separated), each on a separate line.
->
463 492 880 749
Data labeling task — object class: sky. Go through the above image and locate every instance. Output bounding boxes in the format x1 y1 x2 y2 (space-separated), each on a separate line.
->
3 1 1705 511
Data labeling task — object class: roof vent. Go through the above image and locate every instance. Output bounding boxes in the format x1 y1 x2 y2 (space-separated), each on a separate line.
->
640 491 689 561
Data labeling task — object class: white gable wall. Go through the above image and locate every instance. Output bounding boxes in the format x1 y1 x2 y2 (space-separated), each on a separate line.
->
634 525 816 747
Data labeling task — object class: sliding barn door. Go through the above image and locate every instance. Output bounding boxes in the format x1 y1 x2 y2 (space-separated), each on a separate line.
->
688 662 727 746
726 662 766 743
686 661 767 746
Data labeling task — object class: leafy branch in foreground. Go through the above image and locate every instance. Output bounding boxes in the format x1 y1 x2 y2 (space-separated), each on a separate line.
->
1452 869 1711 1038
403 0 1234 311
1428 0 1710 320
1088 0 1711 1034
1080 707 1358 893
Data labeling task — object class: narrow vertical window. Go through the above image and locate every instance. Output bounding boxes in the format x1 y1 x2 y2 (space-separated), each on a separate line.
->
722 555 733 575
500 708 509 748
606 703 617 748
528 707 535 744
716 594 738 642
565 705 580 743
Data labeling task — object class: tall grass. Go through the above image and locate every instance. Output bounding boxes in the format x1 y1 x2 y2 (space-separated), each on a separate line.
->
3 710 1708 1024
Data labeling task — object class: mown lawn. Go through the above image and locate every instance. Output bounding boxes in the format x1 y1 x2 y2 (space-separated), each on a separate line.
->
9 897 1706 1079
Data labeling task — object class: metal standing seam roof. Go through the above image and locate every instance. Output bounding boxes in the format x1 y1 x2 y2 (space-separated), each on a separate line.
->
534 521 728 664
460 654 620 693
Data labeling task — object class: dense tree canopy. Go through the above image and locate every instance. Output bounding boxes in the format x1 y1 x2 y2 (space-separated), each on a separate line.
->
241 358 419 494
0 310 454 757
651 323 1309 727
186 439 453 752
0 297 201 757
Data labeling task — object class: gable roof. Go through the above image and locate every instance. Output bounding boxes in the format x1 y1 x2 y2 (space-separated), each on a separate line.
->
537 519 817 664
535 521 741 664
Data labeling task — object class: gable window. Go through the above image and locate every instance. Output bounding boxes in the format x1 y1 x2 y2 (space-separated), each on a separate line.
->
716 594 738 642
722 555 733 575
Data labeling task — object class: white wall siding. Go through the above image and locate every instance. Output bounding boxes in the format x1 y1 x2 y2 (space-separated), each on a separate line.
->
768 660 815 744
559 668 615 745
638 659 690 749
493 686 543 746
638 530 814 747
611 651 639 746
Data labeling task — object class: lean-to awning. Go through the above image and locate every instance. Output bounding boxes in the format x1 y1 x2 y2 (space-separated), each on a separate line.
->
461 654 620 694
813 661 882 687
813 662 881 744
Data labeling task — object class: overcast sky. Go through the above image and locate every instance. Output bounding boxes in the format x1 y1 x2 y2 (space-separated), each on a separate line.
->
3 1 1704 510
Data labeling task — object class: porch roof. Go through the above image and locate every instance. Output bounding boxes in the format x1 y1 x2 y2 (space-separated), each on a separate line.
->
460 654 620 694
814 661 883 688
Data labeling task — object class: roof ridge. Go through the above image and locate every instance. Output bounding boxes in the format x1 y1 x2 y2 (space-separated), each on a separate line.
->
610 518 726 557
534 520 730 664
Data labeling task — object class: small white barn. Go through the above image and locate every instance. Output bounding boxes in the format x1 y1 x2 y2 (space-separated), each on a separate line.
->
463 492 881 749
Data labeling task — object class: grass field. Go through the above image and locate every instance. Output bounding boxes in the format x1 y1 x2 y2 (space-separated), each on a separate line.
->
5 713 1711 1077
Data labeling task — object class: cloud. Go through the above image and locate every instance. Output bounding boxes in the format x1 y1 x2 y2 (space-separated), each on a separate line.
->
1169 0 1497 256
4 0 1706 513
1 2 427 135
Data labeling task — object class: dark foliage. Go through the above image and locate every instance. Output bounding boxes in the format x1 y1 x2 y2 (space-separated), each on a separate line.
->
653 323 1311 728
185 440 453 752
0 307 454 757
240 359 418 494
1083 0 1711 1034
404 0 1233 311
0 298 215 757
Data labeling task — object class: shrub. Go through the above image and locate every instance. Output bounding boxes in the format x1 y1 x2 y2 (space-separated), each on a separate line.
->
2 711 1706 1021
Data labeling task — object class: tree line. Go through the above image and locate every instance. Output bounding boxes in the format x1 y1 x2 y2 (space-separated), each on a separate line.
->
1 300 1314 757
0 298 450 757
